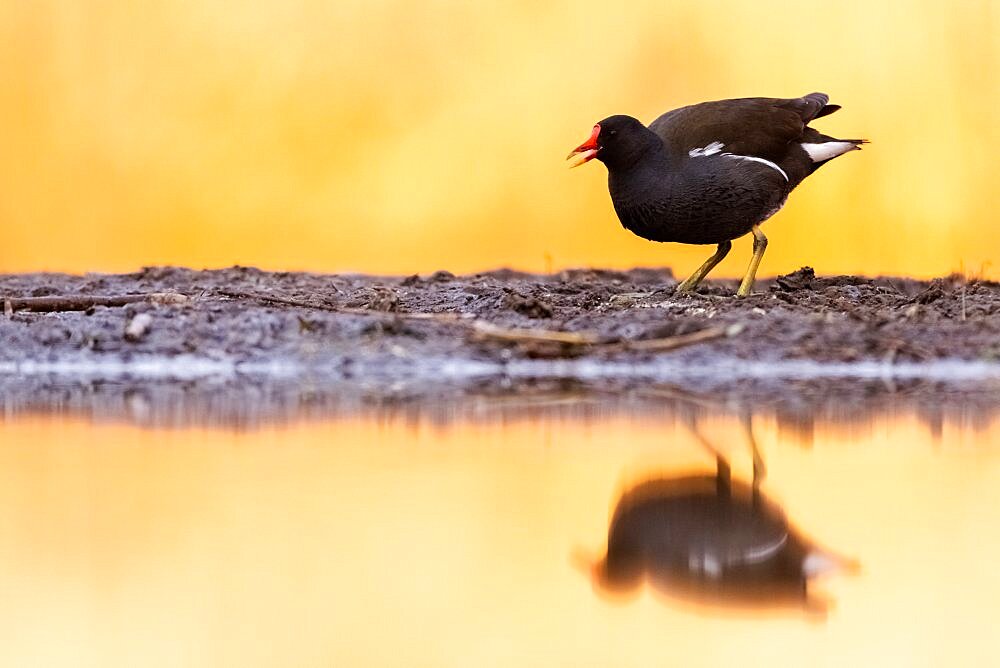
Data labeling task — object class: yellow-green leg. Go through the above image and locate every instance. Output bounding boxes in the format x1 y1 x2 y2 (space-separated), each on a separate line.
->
736 225 768 297
676 240 732 293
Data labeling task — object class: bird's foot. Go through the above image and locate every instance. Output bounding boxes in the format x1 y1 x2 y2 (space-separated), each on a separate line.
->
674 280 699 294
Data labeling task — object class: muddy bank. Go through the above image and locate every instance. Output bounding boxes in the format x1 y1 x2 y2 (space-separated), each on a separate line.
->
2 265 999 360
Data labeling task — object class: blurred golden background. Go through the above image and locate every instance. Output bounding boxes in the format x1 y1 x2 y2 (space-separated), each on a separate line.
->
0 0 996 278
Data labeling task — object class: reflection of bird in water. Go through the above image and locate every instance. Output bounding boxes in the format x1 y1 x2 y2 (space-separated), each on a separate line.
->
589 417 857 614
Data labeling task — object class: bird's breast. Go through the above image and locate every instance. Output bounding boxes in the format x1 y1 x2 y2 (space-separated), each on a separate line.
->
608 159 788 245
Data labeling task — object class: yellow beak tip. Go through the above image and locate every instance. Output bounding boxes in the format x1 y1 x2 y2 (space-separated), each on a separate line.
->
566 149 598 169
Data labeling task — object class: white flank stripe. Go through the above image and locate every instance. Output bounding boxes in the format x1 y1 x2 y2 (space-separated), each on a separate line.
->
689 141 724 157
722 153 788 181
801 141 857 163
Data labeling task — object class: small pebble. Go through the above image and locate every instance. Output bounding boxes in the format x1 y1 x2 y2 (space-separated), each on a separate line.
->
124 313 153 342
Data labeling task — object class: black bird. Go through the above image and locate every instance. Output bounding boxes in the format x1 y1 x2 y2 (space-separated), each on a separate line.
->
567 93 866 295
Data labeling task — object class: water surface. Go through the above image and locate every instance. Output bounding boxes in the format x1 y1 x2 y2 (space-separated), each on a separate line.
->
1 398 997 666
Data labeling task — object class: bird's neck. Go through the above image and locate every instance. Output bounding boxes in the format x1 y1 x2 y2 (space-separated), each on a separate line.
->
604 137 669 174
607 146 674 205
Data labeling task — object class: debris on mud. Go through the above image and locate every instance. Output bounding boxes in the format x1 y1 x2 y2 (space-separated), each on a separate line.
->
0 265 998 377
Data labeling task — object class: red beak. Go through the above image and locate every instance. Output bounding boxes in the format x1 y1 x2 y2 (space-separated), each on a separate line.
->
567 124 601 168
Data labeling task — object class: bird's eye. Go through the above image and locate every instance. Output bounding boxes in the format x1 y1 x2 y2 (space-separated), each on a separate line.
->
609 130 618 137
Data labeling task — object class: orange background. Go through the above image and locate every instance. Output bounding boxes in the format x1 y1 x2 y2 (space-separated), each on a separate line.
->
0 1 997 278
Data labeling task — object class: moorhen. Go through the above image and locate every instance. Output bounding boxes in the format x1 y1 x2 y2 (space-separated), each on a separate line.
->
568 92 865 295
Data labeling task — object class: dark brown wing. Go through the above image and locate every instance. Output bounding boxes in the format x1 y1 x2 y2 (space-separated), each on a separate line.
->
648 92 838 163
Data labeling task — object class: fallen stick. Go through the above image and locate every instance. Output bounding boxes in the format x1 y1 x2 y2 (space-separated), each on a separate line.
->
2 292 188 313
471 320 601 345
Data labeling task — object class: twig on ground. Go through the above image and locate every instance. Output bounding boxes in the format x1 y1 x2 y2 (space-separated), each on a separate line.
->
216 289 474 322
471 320 742 351
221 289 739 353
471 321 600 345
1 293 188 313
606 323 743 352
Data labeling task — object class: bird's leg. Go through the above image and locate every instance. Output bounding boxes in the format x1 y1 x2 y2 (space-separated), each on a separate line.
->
743 414 767 507
736 225 768 297
676 240 732 293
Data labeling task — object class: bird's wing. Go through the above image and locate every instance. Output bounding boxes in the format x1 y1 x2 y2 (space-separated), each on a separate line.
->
648 93 838 163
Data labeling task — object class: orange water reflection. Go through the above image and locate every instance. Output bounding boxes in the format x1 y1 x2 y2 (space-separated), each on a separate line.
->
0 411 998 666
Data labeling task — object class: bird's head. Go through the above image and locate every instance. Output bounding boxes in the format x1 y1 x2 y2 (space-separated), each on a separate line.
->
567 115 659 170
